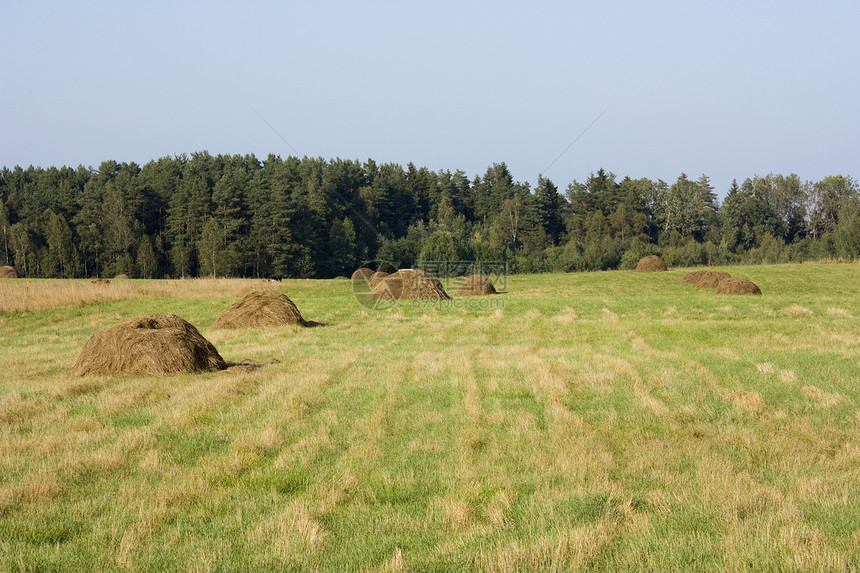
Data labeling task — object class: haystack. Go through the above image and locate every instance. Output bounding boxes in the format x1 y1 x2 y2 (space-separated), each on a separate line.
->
633 255 667 272
0 266 17 278
114 273 129 279
372 269 450 301
716 277 762 295
455 274 497 296
368 271 389 288
351 267 374 281
681 270 732 288
72 313 226 376
212 290 306 329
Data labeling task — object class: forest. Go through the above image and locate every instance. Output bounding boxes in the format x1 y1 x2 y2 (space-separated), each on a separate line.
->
0 152 858 279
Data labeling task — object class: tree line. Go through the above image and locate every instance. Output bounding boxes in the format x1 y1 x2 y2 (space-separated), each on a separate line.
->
0 152 858 279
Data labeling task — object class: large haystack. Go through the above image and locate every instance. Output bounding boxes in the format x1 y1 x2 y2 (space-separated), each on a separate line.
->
681 270 733 288
716 277 762 295
114 273 129 280
372 269 450 301
212 290 306 329
455 274 498 296
351 267 374 281
368 271 389 288
72 313 226 376
0 266 18 278
633 255 667 272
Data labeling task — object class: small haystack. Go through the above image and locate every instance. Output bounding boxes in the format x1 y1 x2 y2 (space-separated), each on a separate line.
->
0 266 18 279
212 290 306 329
368 271 389 288
114 274 129 280
455 274 498 296
72 313 226 376
372 269 450 301
634 255 667 272
681 270 733 288
716 277 762 295
351 267 374 281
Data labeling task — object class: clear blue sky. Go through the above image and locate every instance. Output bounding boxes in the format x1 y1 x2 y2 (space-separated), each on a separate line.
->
2 0 858 198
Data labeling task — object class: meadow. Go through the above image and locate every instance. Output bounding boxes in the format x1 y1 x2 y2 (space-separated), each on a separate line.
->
0 263 858 572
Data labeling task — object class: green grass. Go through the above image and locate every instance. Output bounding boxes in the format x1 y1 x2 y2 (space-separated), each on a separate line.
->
1 263 859 571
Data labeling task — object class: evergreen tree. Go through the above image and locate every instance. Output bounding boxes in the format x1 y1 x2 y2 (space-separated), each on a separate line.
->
0 199 10 266
73 177 107 277
103 181 137 275
44 211 74 278
327 217 359 276
211 164 249 276
534 176 566 245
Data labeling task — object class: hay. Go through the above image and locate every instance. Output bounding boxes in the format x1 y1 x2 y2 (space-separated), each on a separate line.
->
212 290 306 329
72 313 226 376
368 271 389 288
114 274 129 280
681 270 733 288
92 279 111 285
351 267 374 281
372 269 450 301
0 266 17 278
716 277 762 295
455 274 498 296
633 255 667 272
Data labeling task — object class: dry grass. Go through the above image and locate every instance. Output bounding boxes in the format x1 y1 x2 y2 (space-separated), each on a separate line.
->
783 304 814 318
0 278 280 313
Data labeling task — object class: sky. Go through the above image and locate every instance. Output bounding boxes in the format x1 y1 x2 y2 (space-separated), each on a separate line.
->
2 0 858 198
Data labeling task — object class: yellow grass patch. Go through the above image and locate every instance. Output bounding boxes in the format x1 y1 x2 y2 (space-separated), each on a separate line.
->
732 390 766 416
0 278 279 313
714 348 740 360
800 385 843 408
524 308 544 321
601 308 620 322
249 501 327 558
0 470 63 513
551 307 579 323
782 304 814 318
756 362 776 375
779 370 798 383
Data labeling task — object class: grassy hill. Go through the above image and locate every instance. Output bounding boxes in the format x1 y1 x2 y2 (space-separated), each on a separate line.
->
1 263 859 571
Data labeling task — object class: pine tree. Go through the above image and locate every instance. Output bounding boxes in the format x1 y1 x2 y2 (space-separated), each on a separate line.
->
44 211 74 278
534 176 566 245
0 200 11 266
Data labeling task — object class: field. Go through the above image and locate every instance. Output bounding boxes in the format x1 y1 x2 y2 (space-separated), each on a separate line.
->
1 264 859 572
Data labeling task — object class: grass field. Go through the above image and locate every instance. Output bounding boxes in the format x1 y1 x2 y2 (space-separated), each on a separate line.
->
1 263 859 572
